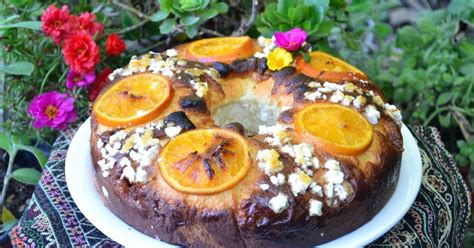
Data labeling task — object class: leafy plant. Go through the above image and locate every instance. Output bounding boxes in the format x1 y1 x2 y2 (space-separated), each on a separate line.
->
0 131 46 233
255 0 334 38
151 0 228 38
338 1 474 179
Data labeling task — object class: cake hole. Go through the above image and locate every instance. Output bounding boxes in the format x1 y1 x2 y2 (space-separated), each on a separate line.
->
212 100 278 135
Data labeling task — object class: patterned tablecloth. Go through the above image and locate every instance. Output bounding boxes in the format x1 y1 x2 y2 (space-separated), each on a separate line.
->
9 125 471 247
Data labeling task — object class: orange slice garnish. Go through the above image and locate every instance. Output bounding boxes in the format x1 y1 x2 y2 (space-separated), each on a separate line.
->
93 73 173 128
159 128 250 195
294 103 373 155
185 36 256 63
296 51 367 82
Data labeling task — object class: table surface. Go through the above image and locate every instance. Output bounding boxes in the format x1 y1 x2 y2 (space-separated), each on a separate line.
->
9 125 472 247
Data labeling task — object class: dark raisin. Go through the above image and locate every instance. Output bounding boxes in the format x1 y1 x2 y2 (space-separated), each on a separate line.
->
164 111 196 131
224 122 246 136
179 96 209 113
212 62 230 77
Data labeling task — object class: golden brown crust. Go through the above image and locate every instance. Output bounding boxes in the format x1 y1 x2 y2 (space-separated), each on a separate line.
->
90 44 403 247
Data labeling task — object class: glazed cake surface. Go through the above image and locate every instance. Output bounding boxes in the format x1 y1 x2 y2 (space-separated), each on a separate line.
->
90 37 403 247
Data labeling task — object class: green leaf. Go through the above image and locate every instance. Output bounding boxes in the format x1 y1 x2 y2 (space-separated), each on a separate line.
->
302 51 311 62
347 0 371 13
436 92 453 106
12 168 42 185
2 206 16 223
212 2 228 13
0 21 42 30
150 10 169 22
314 20 334 38
159 0 174 13
0 62 34 76
159 18 176 34
0 132 13 155
396 26 423 49
180 15 200 26
198 9 218 20
460 63 474 76
438 112 452 128
185 25 198 38
374 22 392 40
179 0 210 11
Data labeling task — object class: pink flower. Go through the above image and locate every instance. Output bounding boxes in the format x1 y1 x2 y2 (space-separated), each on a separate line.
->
28 91 77 130
41 5 71 44
274 28 308 52
66 71 95 90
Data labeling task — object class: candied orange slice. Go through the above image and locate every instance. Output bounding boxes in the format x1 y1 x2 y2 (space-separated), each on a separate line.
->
296 51 367 82
159 128 250 194
185 36 256 63
93 73 172 128
294 103 373 155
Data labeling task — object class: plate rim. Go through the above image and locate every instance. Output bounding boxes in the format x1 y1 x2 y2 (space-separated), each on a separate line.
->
65 118 422 247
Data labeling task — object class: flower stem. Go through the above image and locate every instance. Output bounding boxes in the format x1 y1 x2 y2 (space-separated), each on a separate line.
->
0 149 18 218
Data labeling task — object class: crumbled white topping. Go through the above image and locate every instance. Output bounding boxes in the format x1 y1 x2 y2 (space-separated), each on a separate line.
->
164 126 182 138
384 103 403 126
373 95 384 106
269 192 289 213
288 171 313 196
310 182 323 196
365 105 381 124
192 80 209 98
304 91 322 102
119 157 131 168
309 199 323 216
258 124 290 147
329 90 345 103
97 139 104 149
121 165 135 182
324 159 340 171
257 149 283 175
259 183 270 191
254 36 276 58
166 49 178 57
109 130 127 144
270 173 286 186
282 143 320 170
341 95 354 106
135 167 148 183
102 171 110 177
323 159 348 201
334 184 348 200
308 81 321 88
353 95 367 109
344 83 358 92
324 170 344 184
324 82 345 91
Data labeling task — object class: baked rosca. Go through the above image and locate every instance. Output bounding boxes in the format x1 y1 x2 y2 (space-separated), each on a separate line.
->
90 36 403 247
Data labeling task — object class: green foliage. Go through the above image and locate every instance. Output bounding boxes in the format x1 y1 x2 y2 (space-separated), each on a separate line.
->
255 0 335 38
152 0 228 38
339 0 474 174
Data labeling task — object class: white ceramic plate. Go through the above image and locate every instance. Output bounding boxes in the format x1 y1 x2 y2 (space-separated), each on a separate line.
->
66 118 422 248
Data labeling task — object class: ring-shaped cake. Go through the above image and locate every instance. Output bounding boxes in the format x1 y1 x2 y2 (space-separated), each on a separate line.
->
90 36 403 247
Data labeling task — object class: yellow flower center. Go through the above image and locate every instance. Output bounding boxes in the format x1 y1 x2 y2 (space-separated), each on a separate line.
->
45 105 58 120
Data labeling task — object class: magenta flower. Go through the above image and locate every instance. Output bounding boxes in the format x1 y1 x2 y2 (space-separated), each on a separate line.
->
28 91 77 130
66 71 96 90
274 28 308 52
